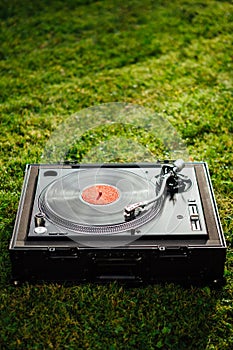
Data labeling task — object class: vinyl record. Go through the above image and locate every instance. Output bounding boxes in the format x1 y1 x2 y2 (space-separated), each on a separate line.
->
39 168 164 234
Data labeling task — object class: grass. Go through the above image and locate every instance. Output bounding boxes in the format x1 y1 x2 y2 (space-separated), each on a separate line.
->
0 0 233 348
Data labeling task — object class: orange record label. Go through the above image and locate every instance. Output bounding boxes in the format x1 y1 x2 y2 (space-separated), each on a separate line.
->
81 184 120 205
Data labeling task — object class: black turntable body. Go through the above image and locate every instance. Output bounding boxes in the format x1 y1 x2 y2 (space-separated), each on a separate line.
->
9 161 226 286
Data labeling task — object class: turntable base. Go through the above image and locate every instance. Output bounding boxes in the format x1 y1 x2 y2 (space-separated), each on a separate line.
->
9 162 226 286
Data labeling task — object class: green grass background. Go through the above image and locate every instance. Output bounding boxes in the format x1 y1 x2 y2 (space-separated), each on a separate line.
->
0 0 233 348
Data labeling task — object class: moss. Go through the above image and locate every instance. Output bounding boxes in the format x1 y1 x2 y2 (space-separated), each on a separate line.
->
0 0 232 349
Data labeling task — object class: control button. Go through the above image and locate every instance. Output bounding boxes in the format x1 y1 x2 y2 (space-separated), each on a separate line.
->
34 226 47 234
190 214 199 221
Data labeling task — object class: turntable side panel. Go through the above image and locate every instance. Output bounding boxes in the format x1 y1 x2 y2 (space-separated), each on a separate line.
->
194 164 222 244
14 165 39 244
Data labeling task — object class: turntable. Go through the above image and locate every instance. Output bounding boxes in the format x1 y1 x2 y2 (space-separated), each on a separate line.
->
9 159 226 286
9 103 227 285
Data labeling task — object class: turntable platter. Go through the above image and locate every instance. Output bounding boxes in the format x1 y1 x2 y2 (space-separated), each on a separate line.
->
39 168 163 233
